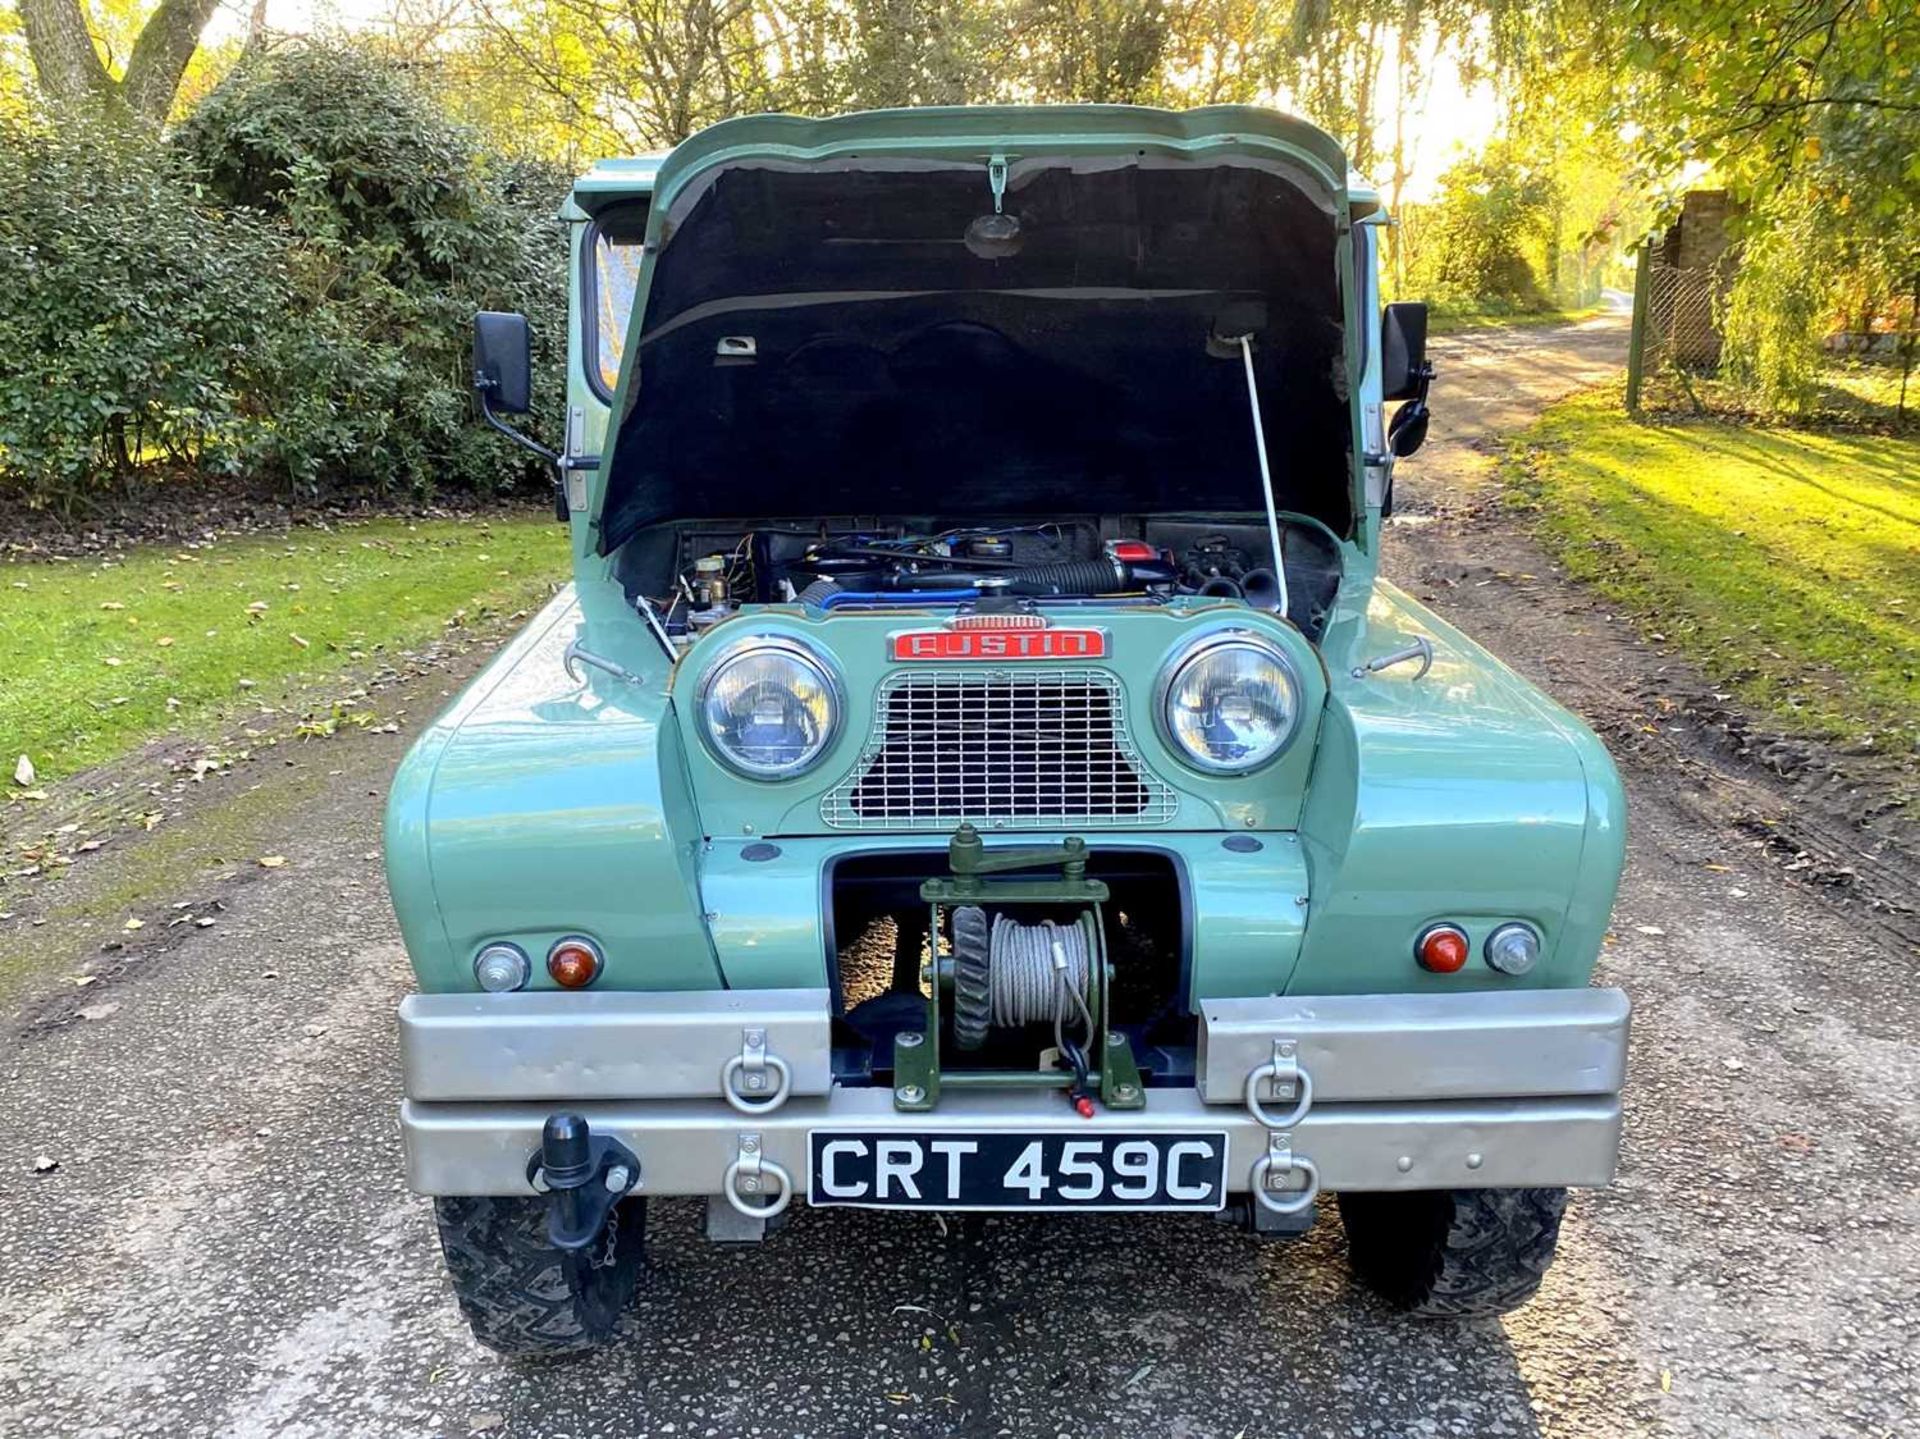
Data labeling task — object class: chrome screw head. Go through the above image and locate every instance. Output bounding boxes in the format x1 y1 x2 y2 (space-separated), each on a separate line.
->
896 1083 926 1104
604 1164 632 1193
898 1031 925 1049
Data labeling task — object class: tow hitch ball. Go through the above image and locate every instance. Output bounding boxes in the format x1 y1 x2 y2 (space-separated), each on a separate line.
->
526 1112 641 1251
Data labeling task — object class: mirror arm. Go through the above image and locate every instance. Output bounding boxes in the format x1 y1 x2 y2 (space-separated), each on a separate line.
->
476 376 562 468
476 377 570 521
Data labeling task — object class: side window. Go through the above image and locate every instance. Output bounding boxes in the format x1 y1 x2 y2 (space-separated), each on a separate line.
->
586 203 650 400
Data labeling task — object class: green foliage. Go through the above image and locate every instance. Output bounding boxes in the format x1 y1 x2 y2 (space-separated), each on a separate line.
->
1401 143 1559 309
173 44 569 499
1720 204 1843 411
0 107 283 512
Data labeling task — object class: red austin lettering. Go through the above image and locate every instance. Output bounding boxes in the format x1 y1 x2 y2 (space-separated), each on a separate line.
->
889 630 1107 660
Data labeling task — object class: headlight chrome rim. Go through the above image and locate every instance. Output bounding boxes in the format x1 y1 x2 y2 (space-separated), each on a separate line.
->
695 634 843 780
1154 630 1305 776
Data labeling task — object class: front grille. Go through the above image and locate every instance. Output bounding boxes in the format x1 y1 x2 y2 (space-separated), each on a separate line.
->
822 669 1177 830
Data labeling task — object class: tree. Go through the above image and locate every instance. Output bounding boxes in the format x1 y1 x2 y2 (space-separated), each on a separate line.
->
17 0 219 121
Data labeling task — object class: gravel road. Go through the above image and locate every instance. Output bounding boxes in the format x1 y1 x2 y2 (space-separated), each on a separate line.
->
2 314 1915 1439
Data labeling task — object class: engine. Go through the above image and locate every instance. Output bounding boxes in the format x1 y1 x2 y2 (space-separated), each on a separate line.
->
650 517 1341 642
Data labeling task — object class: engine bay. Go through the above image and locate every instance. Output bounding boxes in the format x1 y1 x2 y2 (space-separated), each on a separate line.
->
617 515 1344 644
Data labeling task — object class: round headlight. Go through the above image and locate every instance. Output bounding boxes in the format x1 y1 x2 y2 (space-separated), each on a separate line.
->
473 942 530 993
1484 922 1542 976
1158 634 1303 774
697 637 840 779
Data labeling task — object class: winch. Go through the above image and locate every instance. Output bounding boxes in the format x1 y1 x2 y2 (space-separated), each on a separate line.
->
891 824 1147 1114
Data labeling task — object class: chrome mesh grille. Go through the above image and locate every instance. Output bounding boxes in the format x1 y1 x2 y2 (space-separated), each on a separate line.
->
822 669 1177 830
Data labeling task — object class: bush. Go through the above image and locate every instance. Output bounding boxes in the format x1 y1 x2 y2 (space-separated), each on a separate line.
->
173 44 569 499
0 45 568 515
1398 145 1561 312
0 110 284 514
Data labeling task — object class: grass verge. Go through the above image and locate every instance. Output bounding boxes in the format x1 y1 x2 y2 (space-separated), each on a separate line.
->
1426 302 1609 336
2 512 568 782
1507 390 1920 747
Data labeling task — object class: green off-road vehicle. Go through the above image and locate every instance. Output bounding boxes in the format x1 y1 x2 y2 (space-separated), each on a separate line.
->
387 104 1629 1355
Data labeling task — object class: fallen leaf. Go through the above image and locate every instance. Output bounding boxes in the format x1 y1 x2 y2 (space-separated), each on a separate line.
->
77 839 104 853
467 1415 505 1435
1660 1370 1672 1393
195 917 217 928
302 1023 328 1038
289 633 310 649
1633 925 1666 937
13 755 34 786
102 656 124 667
257 855 287 869
99 601 125 611
156 636 175 648
71 974 96 987
78 1002 120 1022
32 1156 58 1175
246 601 269 614
122 917 144 932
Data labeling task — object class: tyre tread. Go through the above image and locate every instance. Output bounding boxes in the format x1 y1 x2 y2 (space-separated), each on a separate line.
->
1339 1186 1568 1319
433 1195 643 1356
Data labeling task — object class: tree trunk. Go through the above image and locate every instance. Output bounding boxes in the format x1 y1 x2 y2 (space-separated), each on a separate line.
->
18 0 221 123
17 0 116 107
120 0 224 121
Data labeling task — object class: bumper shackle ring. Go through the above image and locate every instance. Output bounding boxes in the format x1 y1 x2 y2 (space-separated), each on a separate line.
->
722 1154 794 1220
1244 1059 1313 1131
722 1052 793 1115
1250 1151 1321 1216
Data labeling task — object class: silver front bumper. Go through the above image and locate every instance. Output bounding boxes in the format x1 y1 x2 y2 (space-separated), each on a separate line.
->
398 987 1629 1200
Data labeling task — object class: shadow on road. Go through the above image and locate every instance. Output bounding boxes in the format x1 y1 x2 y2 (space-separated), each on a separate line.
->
482 1199 1554 1437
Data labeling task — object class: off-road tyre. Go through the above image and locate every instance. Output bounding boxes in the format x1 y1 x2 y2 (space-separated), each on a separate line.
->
950 904 992 1050
433 1194 646 1357
1338 1186 1568 1318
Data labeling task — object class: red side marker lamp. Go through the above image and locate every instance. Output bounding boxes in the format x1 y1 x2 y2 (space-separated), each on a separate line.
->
547 936 604 989
1415 924 1470 974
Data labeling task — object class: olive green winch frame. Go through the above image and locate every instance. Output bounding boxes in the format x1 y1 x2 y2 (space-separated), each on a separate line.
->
893 824 1148 1114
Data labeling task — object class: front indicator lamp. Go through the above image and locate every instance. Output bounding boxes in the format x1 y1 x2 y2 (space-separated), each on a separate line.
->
1485 922 1542 976
1416 924 1470 974
547 935 604 989
473 942 531 993
1156 633 1303 775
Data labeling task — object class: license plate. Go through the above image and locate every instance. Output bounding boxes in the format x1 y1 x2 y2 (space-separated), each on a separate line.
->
806 1129 1229 1212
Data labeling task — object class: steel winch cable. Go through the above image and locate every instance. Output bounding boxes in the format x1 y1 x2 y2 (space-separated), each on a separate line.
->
986 914 1096 1057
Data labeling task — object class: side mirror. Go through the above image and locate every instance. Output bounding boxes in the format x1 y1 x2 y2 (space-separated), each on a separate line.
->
1388 400 1430 458
474 311 533 414
1380 302 1428 401
472 311 567 520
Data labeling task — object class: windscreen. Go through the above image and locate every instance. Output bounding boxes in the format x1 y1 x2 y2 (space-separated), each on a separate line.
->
598 154 1352 553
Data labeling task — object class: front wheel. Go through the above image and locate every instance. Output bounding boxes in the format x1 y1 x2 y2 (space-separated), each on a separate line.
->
1338 1186 1568 1318
433 1195 645 1356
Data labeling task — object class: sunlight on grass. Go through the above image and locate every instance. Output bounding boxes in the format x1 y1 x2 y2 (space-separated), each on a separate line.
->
1509 392 1920 744
0 514 569 781
1426 303 1607 336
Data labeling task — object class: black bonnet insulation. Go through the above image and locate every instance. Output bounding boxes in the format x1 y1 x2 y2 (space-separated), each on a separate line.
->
598 156 1352 553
